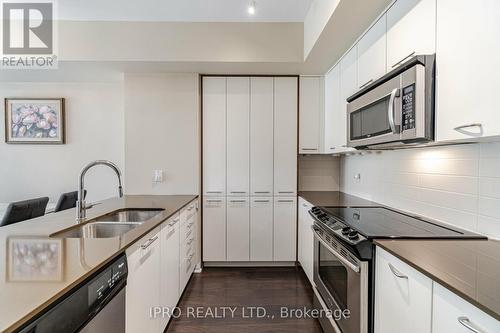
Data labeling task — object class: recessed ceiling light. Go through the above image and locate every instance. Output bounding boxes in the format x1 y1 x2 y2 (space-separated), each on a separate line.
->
248 1 256 15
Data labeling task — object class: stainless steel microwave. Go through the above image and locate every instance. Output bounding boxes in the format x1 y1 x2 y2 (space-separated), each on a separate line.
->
347 54 435 149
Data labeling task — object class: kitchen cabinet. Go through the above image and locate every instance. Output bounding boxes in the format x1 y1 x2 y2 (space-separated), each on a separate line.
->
432 283 500 333
159 214 180 330
250 197 273 261
358 15 387 89
298 197 314 285
126 227 161 333
180 202 197 292
203 77 226 196
227 77 250 196
274 77 298 196
299 76 323 154
338 46 358 152
386 0 436 70
250 77 274 196
323 64 348 154
202 197 226 261
226 197 250 261
273 197 297 261
436 0 500 142
375 247 432 333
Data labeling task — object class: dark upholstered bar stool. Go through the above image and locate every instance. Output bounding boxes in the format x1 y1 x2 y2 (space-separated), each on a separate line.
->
0 197 49 227
54 190 87 213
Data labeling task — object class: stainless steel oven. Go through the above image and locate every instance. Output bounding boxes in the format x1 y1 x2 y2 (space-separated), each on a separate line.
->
312 225 369 333
347 54 435 149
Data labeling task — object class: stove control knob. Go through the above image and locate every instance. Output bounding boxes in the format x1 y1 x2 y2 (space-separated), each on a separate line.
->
341 227 351 235
348 231 359 240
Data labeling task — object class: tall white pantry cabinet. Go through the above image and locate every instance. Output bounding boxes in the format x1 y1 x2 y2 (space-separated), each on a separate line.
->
202 76 298 263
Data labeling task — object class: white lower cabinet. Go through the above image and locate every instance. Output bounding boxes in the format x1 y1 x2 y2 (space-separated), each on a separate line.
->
126 227 162 333
273 197 297 261
375 247 432 333
432 283 500 333
159 214 180 330
202 197 226 261
298 197 314 285
180 202 198 292
250 197 273 261
226 197 250 261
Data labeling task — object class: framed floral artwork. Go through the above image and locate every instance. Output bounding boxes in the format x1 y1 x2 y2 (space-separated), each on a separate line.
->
4 98 65 144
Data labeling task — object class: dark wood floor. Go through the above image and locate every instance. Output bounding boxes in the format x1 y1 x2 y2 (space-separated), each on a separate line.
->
166 267 323 333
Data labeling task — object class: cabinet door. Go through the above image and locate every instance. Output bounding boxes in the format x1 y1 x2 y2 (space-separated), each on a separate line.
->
386 0 436 70
226 197 250 261
202 77 226 196
126 229 161 333
273 197 297 261
339 47 358 152
202 197 226 261
160 215 180 330
250 197 273 261
436 0 500 141
432 283 500 333
375 247 432 333
274 77 298 196
227 77 250 196
299 76 322 153
250 77 274 196
324 64 348 154
358 15 387 89
298 198 314 285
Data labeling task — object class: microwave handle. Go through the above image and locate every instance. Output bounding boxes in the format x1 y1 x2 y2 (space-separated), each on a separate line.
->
388 88 400 134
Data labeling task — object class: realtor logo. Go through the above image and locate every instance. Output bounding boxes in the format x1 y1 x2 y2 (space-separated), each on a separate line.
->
1 0 57 69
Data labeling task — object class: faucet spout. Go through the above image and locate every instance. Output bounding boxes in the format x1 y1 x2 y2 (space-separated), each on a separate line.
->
76 160 123 223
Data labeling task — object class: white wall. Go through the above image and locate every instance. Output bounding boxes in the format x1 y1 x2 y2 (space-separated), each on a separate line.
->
341 143 500 239
0 81 124 209
123 74 200 195
299 155 340 191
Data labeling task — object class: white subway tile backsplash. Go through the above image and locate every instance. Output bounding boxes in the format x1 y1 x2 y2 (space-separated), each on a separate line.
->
341 142 500 239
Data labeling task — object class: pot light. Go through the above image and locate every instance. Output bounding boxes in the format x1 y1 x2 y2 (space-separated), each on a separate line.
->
248 1 256 15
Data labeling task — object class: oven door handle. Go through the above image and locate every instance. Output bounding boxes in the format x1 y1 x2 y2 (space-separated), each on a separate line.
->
311 226 361 273
388 88 400 134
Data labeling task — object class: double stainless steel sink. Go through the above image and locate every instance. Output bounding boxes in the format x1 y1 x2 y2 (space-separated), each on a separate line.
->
51 209 164 238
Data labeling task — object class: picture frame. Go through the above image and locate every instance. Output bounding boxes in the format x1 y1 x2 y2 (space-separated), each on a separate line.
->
7 237 64 282
4 98 65 144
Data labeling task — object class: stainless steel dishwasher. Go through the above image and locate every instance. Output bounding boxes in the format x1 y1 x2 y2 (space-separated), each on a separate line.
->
16 254 127 333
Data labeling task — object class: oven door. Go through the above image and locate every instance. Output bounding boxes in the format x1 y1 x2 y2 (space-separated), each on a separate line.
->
312 225 368 333
347 74 402 148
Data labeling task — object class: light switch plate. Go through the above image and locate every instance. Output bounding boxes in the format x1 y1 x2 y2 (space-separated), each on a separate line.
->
153 170 164 183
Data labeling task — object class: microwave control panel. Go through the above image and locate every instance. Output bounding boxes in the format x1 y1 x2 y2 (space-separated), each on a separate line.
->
401 84 415 131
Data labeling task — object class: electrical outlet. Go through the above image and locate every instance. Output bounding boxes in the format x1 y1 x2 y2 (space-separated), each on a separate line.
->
354 173 361 183
153 170 164 183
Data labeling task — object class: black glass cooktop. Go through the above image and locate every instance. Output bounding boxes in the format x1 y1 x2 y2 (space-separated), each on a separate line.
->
318 206 484 239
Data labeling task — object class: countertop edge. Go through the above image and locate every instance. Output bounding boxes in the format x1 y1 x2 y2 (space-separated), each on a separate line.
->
373 240 500 322
4 194 199 333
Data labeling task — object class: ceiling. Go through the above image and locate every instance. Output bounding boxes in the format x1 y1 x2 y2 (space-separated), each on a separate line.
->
58 0 314 22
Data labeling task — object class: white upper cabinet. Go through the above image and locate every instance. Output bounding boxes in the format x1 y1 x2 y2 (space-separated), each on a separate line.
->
358 15 387 89
324 64 345 154
339 46 358 152
250 197 273 261
436 0 500 142
299 76 323 154
250 77 274 196
432 283 500 333
226 197 250 261
226 77 250 196
375 247 432 333
386 0 436 70
274 77 298 196
202 77 226 196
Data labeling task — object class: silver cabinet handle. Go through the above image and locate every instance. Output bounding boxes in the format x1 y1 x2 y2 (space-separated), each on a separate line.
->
206 191 223 194
254 191 270 194
229 200 247 203
206 200 222 203
168 218 179 227
278 191 294 194
277 199 294 203
359 79 373 89
388 88 400 134
254 200 270 203
301 148 318 151
454 123 482 131
391 51 416 68
141 235 158 249
230 191 247 194
187 237 194 245
388 263 408 279
187 205 194 211
458 317 486 333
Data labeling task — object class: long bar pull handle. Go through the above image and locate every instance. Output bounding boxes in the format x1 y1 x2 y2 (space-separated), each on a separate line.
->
388 88 400 134
454 123 483 131
141 236 159 249
458 317 486 333
388 263 408 279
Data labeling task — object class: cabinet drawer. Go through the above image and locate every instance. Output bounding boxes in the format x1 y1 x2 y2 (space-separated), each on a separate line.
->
433 283 500 333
